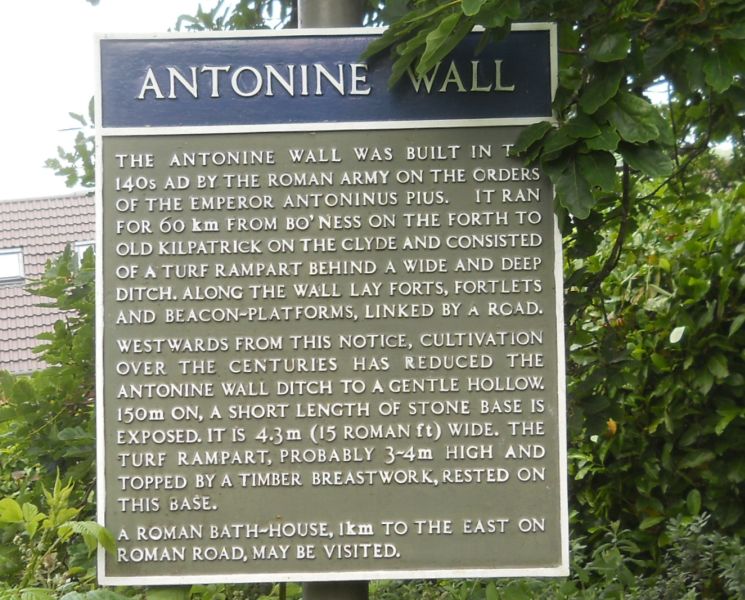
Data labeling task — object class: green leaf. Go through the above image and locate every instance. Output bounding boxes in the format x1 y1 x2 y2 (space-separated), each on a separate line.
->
686 489 702 515
0 497 24 523
97 525 117 555
577 151 617 191
20 589 56 600
651 352 670 371
580 63 624 114
694 370 714 395
669 325 686 343
68 111 88 127
679 450 716 469
585 127 620 152
703 50 737 92
729 313 745 337
474 0 519 27
485 581 498 600
607 92 660 143
543 127 577 158
400 1 459 26
361 20 417 61
58 425 93 441
390 30 429 87
560 66 583 92
513 121 553 156
397 26 429 56
619 143 673 178
644 37 678 69
418 13 461 74
501 0 520 20
565 112 602 139
707 353 729 378
588 33 630 62
715 407 743 435
649 108 675 147
553 159 596 219
58 520 116 555
21 502 44 537
639 516 665 530
461 0 486 17
721 22 745 39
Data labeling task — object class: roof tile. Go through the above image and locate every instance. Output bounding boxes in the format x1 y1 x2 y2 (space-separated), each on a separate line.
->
0 193 94 374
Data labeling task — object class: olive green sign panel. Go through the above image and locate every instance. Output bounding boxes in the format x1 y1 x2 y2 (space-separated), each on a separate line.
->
98 126 567 583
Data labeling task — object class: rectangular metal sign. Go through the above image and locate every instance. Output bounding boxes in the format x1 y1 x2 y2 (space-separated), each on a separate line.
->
96 25 567 585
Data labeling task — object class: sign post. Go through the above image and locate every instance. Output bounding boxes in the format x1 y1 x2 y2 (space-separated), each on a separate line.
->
297 3 368 599
298 0 365 29
95 24 567 587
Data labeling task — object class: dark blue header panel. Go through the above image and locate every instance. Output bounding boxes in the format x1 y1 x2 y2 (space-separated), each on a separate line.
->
99 28 554 128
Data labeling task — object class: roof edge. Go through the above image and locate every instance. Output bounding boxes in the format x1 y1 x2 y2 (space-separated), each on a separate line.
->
0 190 94 204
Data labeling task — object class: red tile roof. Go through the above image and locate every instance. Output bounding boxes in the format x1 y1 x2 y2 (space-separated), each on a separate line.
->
0 193 95 373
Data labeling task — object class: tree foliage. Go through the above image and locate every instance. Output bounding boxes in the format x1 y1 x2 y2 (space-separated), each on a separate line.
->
364 0 745 563
0 248 102 593
44 99 96 190
368 0 745 215
174 0 298 31
0 247 96 489
568 179 745 555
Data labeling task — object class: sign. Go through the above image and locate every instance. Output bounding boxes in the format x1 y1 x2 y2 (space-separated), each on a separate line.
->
96 25 567 585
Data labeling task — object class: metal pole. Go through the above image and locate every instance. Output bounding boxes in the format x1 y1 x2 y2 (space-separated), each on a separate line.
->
298 0 365 29
298 0 369 584
303 580 369 600
297 0 368 594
